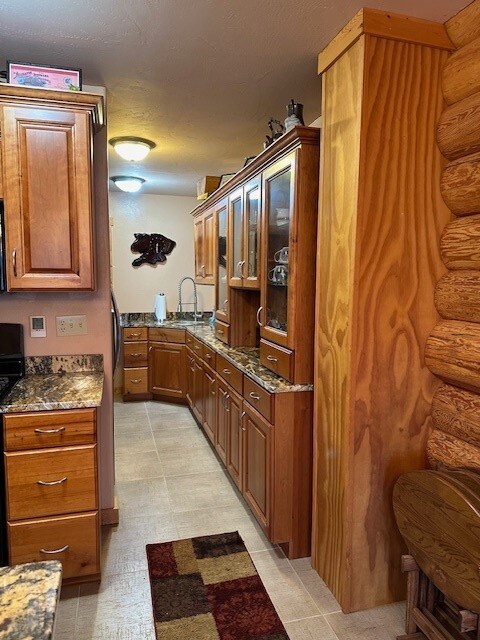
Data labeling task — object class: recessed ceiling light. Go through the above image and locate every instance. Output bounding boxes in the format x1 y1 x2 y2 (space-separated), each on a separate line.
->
109 136 156 162
111 176 146 193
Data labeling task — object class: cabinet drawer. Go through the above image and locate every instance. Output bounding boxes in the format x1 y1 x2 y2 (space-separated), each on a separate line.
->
8 511 100 580
260 339 294 382
5 445 97 521
124 341 148 367
214 320 230 344
191 336 204 358
124 367 149 395
3 409 95 452
203 344 216 368
149 327 185 343
123 327 147 342
216 353 243 394
186 332 195 349
244 377 273 423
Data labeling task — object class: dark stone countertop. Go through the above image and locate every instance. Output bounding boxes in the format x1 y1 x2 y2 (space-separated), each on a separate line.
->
0 372 104 413
120 313 312 394
0 561 62 639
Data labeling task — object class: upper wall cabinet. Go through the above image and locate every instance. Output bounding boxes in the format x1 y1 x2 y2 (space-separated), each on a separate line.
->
0 86 104 291
215 198 229 323
194 207 216 285
228 177 261 290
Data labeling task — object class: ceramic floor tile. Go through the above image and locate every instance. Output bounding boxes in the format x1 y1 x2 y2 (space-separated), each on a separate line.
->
251 548 322 622
54 585 79 639
324 601 406 640
290 558 342 615
152 426 212 454
159 443 220 475
285 616 340 640
115 450 163 481
165 470 239 512
116 478 171 518
77 570 152 618
114 429 156 454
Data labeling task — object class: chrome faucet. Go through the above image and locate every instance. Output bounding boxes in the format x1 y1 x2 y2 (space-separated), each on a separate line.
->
177 276 202 321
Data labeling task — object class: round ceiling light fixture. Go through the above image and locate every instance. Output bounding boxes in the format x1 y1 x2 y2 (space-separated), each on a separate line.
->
111 175 146 193
109 136 156 162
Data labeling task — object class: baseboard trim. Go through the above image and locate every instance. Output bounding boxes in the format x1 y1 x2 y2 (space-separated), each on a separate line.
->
101 496 119 526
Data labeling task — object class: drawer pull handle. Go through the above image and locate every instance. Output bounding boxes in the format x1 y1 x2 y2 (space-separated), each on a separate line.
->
130 379 142 384
222 368 231 375
194 345 201 351
249 392 261 401
216 329 224 335
37 477 67 486
205 353 212 359
34 427 65 435
256 306 264 327
40 545 69 555
129 332 141 338
12 249 17 277
130 353 143 357
266 355 278 362
241 411 246 419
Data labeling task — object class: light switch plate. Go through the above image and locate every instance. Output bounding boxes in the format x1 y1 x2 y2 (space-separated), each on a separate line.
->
56 315 88 337
30 316 46 338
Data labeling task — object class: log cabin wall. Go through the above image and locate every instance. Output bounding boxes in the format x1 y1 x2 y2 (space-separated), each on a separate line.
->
312 9 454 614
425 0 480 473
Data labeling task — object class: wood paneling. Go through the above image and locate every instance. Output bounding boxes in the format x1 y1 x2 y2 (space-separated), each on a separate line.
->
318 8 453 74
437 92 480 161
442 37 480 105
441 153 480 216
425 320 480 392
313 27 450 612
427 429 480 471
431 383 480 446
3 409 95 451
2 105 94 291
440 214 480 269
446 0 480 49
5 445 97 521
313 36 364 610
435 270 480 321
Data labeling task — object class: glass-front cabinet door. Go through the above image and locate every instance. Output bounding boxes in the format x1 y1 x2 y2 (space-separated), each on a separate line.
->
215 198 229 323
260 153 295 347
228 187 244 287
243 177 261 289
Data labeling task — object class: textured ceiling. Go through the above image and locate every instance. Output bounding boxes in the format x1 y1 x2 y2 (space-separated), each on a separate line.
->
0 0 468 196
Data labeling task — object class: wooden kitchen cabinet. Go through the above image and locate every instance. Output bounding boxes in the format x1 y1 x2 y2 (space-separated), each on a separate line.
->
3 408 100 583
214 198 230 323
226 388 243 491
122 328 150 401
228 178 261 290
202 364 216 445
0 87 104 291
149 342 187 400
242 403 272 535
216 377 229 464
194 207 216 284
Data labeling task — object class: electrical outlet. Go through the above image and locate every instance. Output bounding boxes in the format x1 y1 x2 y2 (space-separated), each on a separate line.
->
56 315 88 337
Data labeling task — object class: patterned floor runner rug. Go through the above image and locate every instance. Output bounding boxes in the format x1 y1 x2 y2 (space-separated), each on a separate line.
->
146 531 289 639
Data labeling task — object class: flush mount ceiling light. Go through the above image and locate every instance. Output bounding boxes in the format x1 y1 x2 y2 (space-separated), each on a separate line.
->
109 136 156 162
111 176 146 193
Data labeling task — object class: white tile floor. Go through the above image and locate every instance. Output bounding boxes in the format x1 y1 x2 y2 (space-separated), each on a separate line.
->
54 400 406 639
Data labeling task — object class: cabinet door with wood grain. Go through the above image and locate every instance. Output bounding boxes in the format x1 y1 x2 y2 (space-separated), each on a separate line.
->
1 104 94 290
149 342 187 400
202 366 216 445
227 388 243 491
216 378 229 464
242 405 272 534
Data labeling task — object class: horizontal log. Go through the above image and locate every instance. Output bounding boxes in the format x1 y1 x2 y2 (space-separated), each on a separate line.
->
446 1 480 49
435 270 480 322
441 152 480 216
437 91 480 160
425 320 480 392
427 429 480 471
432 383 480 447
442 36 480 105
440 214 480 269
